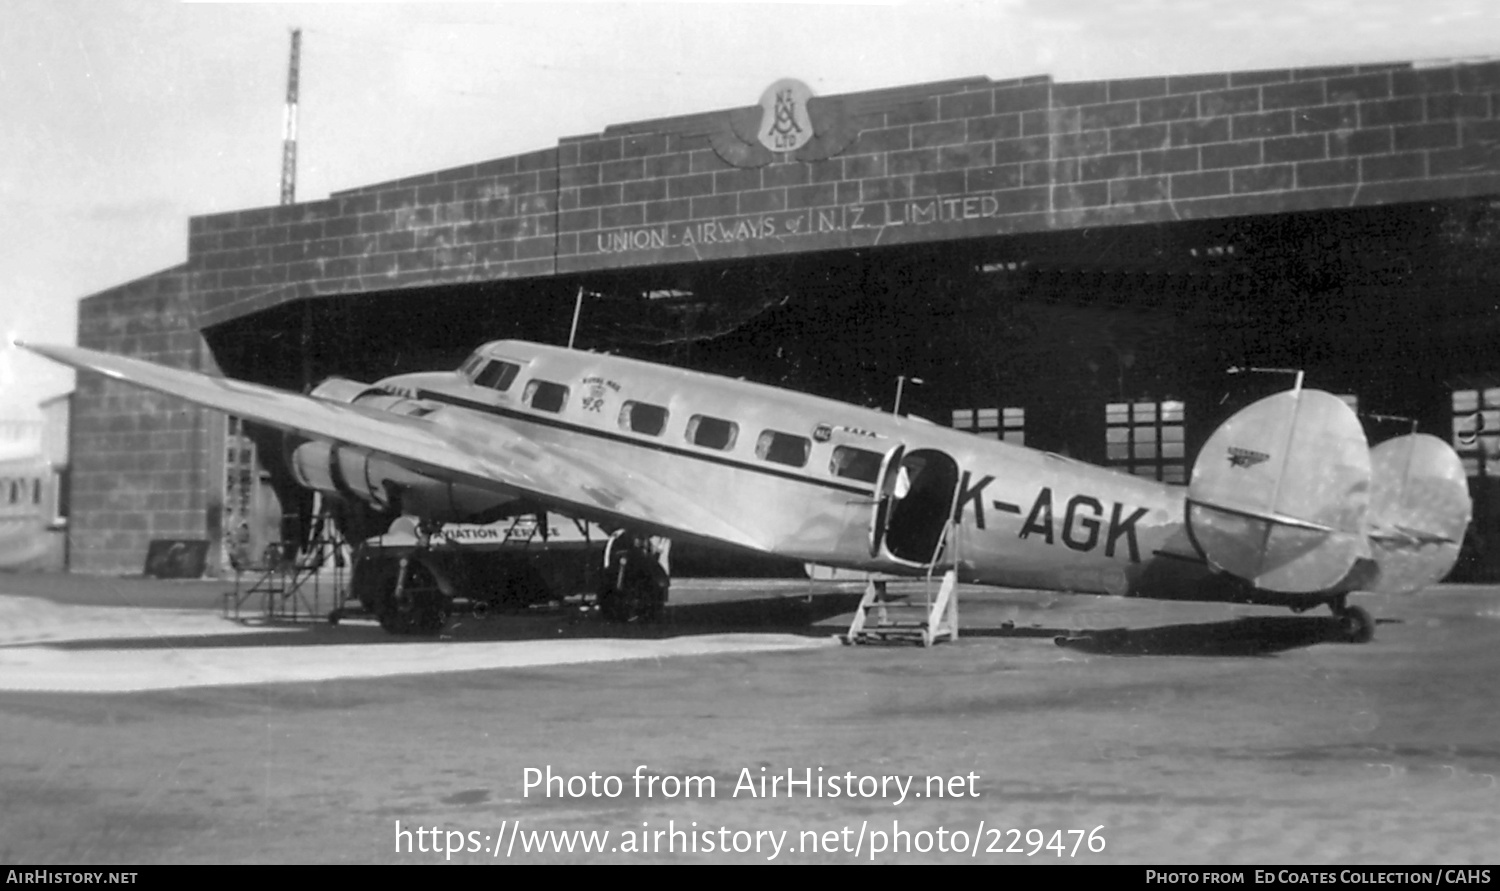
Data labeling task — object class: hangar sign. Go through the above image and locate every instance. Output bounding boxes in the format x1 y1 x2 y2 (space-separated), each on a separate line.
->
594 194 1007 255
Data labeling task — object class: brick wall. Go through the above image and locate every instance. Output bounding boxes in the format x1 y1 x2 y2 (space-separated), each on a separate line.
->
191 149 560 328
183 60 1500 329
560 63 1500 270
72 267 220 573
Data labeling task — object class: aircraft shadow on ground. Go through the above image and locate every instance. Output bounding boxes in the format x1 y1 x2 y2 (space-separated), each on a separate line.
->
977 614 1381 656
19 591 869 651
17 593 1379 655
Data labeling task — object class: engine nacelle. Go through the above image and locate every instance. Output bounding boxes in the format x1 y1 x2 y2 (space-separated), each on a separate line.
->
285 378 516 522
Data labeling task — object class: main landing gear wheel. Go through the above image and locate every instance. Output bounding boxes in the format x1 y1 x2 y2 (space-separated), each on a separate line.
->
598 548 669 623
1331 600 1376 644
377 558 448 636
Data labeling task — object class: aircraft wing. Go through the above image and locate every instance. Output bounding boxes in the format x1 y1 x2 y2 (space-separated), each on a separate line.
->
19 343 768 552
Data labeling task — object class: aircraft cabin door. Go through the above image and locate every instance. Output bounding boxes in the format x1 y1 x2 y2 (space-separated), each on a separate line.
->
868 446 961 568
868 444 907 559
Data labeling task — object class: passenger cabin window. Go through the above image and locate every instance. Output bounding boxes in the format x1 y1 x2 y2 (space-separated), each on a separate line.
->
756 430 811 467
523 380 569 413
33 478 42 505
473 360 521 392
619 401 669 436
830 446 882 483
686 415 738 451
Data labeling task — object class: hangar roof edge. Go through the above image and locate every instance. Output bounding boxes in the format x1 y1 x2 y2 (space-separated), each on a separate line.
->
320 60 1489 199
189 58 1500 214
306 61 1464 202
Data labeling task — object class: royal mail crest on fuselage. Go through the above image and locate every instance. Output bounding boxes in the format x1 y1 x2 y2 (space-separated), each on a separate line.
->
757 79 814 152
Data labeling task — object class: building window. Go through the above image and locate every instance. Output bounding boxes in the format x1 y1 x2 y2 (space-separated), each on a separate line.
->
686 415 738 451
755 430 811 467
1106 399 1186 483
1453 385 1500 478
51 466 68 526
830 446 882 483
619 401 669 436
951 406 1024 445
523 380 569 413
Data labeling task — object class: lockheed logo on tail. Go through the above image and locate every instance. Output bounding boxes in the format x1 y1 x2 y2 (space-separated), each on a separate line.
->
1227 446 1271 468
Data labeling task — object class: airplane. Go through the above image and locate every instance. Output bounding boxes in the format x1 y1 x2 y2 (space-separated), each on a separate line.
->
20 338 1472 643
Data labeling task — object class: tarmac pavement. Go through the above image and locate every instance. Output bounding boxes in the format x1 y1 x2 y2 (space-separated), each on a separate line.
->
1 571 1498 864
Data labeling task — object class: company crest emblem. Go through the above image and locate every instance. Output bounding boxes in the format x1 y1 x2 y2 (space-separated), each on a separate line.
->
757 79 814 152
1227 446 1271 469
692 78 930 168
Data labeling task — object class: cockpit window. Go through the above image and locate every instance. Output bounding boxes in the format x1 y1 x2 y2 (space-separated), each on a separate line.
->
473 360 520 392
458 352 485 378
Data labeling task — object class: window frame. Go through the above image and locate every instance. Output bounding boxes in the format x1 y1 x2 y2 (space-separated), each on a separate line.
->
473 360 521 392
685 414 739 451
1105 398 1187 484
755 429 812 468
1453 384 1500 478
619 401 670 437
829 445 883 483
523 379 570 413
952 405 1025 445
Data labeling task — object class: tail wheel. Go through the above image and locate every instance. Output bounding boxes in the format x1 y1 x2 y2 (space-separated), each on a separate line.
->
1337 605 1376 644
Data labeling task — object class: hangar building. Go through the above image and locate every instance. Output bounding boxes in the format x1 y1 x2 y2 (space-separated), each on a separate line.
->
71 61 1500 579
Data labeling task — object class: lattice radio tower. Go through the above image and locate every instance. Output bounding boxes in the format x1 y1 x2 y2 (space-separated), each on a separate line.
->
279 29 301 205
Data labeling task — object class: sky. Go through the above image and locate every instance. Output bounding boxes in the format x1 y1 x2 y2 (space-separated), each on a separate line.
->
2 0 1498 420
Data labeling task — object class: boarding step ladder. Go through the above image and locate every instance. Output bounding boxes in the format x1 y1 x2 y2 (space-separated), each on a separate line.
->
223 498 348 622
844 521 959 647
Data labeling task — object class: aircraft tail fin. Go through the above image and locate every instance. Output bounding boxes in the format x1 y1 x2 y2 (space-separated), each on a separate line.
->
1362 433 1472 593
1186 389 1371 592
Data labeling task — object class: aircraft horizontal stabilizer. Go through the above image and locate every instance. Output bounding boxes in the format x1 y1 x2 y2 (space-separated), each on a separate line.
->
1187 389 1371 592
1362 433 1472 594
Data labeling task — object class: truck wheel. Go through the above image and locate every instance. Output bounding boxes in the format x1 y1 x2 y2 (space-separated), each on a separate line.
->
598 554 668 623
377 560 448 635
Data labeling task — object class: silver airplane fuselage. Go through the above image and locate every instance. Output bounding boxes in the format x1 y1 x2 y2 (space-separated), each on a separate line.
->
377 341 1202 602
